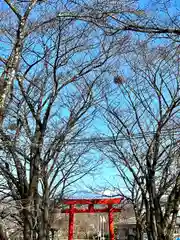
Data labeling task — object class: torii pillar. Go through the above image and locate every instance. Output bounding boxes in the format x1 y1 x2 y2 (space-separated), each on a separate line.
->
60 198 123 240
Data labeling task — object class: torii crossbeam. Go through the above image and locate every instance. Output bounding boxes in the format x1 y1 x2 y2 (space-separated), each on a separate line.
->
61 198 123 240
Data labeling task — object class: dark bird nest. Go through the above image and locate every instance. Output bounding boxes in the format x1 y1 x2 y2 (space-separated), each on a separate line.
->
114 76 125 84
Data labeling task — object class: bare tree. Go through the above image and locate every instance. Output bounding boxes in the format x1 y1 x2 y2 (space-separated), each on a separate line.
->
0 9 118 239
100 44 180 240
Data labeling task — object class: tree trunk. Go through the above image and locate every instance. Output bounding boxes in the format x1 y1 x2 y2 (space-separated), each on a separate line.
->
145 204 157 240
21 199 33 240
0 19 26 125
134 211 144 240
0 222 8 240
136 224 143 240
135 230 140 240
23 211 32 240
36 179 50 240
51 230 55 240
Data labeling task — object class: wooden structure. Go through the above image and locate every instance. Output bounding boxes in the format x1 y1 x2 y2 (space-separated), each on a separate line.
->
61 198 123 240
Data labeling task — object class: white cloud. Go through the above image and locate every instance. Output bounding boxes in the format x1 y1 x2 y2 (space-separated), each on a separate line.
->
98 189 120 196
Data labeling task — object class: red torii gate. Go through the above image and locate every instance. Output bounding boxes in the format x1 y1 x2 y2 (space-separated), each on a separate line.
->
61 198 123 240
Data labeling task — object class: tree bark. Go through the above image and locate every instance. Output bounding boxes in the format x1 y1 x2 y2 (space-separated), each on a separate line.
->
0 222 8 240
22 209 32 240
136 222 143 240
